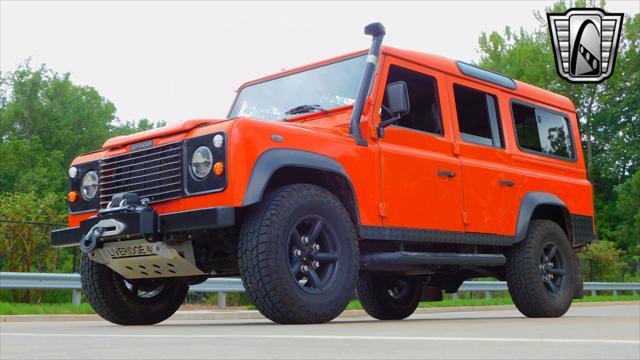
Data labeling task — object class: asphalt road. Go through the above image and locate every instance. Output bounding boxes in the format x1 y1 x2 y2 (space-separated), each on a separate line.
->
1 304 638 359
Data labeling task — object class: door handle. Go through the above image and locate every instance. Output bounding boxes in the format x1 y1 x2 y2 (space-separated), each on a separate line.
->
499 179 515 187
437 170 456 178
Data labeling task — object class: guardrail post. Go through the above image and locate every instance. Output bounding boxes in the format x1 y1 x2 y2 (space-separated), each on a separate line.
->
612 290 618 297
484 291 492 299
72 289 81 306
590 290 596 297
217 291 226 309
452 293 459 300
633 290 637 296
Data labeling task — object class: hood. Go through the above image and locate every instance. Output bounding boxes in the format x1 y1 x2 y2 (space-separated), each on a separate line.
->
102 119 228 149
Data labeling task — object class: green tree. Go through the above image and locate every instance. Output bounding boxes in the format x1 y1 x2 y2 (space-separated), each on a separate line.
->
612 171 640 253
0 192 67 302
0 61 164 195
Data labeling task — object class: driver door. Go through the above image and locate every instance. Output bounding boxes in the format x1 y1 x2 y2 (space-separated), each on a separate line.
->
376 58 464 231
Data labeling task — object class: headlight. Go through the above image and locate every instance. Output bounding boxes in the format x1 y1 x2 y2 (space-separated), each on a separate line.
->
81 171 99 200
68 166 78 178
191 146 213 179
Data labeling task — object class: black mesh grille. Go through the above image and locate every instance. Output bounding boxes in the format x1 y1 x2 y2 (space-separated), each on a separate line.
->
99 142 184 208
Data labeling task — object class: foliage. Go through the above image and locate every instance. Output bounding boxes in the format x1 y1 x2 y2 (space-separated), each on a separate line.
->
580 240 630 281
0 61 165 196
477 0 640 256
0 192 71 302
611 171 640 254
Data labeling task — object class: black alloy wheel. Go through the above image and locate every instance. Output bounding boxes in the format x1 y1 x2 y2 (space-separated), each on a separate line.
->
539 242 566 294
288 215 341 294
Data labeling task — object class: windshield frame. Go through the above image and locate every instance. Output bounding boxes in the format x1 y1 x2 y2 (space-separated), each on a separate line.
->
226 50 368 120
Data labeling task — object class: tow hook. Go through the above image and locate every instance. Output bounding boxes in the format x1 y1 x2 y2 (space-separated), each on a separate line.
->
80 226 105 254
80 218 127 254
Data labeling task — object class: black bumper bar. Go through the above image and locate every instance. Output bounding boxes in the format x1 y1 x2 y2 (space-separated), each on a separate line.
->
51 206 235 247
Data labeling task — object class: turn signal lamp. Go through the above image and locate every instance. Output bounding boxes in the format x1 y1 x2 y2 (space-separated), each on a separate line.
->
68 191 78 203
213 162 225 176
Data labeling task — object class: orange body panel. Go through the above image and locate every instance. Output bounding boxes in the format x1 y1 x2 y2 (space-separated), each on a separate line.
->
67 46 594 239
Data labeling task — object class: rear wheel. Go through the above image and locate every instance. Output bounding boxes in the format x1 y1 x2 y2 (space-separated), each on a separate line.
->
357 273 422 320
239 184 359 324
80 254 188 325
506 219 576 318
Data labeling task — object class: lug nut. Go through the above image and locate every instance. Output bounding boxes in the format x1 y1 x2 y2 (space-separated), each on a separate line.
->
312 244 320 251
301 265 309 273
293 249 302 257
312 261 320 269
301 236 310 244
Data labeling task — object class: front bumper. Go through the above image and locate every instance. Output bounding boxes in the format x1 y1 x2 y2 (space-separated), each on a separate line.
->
51 206 235 247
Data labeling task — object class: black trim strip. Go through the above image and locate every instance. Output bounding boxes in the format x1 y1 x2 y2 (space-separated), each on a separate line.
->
159 206 235 232
361 226 514 246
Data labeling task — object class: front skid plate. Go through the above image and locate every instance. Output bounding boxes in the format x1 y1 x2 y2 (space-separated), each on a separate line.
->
89 239 205 279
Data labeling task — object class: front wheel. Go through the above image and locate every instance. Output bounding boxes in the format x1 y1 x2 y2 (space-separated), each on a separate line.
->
357 273 422 320
506 219 576 318
238 184 359 324
80 254 188 325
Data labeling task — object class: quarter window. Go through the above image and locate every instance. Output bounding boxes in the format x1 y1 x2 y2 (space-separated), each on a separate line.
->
512 102 574 159
453 84 503 148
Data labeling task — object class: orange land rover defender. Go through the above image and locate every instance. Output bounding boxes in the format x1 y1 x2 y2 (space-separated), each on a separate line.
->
52 23 595 325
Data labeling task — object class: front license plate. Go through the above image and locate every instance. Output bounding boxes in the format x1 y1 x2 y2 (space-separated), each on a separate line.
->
106 244 156 259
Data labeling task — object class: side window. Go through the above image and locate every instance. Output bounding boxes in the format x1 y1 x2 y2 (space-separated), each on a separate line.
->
381 65 443 135
512 102 575 159
453 84 503 148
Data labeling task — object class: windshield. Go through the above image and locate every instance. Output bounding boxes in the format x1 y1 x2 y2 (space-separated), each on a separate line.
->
228 54 366 121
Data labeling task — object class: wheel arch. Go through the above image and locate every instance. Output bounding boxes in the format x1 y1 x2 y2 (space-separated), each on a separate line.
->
515 192 572 244
242 149 360 228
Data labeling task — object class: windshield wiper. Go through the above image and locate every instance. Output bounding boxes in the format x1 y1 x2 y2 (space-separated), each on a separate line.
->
284 104 328 116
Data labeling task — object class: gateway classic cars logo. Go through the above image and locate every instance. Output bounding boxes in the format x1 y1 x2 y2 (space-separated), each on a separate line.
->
547 8 623 83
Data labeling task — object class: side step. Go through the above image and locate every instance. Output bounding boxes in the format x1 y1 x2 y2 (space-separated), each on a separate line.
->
360 251 506 271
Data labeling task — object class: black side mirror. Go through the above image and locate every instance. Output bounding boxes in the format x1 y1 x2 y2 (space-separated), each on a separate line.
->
378 81 410 137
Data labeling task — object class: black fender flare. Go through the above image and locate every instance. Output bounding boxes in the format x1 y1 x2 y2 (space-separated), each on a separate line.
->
242 149 359 222
514 192 570 243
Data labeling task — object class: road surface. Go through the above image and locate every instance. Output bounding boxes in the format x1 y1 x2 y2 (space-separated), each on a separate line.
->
1 304 638 359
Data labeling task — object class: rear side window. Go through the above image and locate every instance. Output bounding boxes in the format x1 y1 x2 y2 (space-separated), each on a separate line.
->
512 102 574 160
453 84 503 148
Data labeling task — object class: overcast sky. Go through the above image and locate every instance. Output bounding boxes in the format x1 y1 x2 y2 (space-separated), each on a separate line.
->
1 0 638 125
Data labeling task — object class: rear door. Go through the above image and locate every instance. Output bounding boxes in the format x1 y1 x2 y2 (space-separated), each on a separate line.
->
377 58 464 231
446 78 522 235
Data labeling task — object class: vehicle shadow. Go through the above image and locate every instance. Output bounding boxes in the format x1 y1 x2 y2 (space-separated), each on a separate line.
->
152 314 534 328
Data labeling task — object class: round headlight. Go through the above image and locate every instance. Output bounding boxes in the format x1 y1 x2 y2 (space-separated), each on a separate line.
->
191 146 213 179
68 166 78 178
213 134 224 149
81 171 99 200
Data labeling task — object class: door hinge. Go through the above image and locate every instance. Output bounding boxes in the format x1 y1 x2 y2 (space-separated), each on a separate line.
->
379 203 388 218
462 211 469 225
453 143 461 156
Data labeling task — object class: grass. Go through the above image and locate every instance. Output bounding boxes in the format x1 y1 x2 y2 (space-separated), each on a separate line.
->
0 302 95 315
1 295 638 315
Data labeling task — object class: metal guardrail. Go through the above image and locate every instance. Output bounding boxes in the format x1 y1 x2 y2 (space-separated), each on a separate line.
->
1 272 638 309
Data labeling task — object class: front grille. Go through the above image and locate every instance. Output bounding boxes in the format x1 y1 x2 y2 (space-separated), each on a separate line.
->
99 142 184 207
